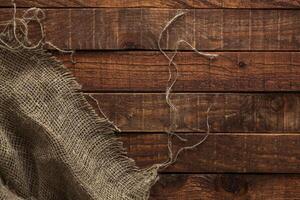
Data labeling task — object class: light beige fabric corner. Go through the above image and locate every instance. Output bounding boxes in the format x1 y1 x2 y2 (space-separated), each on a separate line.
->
0 46 158 199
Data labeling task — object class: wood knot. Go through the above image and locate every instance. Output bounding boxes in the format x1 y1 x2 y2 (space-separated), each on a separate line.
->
270 96 284 112
238 61 247 68
120 41 140 49
215 175 248 196
158 174 187 188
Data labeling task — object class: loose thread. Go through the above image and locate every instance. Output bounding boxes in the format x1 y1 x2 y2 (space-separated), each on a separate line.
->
157 11 219 169
0 1 75 63
1 3 116 132
168 103 212 167
87 94 121 133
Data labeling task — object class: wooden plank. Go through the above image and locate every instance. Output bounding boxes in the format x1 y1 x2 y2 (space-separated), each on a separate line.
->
150 174 300 199
1 0 300 8
120 133 300 173
2 9 300 50
87 93 300 133
60 51 300 92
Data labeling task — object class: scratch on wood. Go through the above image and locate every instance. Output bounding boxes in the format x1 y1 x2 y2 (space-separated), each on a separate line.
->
140 9 143 48
193 9 196 47
92 8 95 49
197 95 200 130
278 10 281 50
68 9 72 48
221 9 224 50
248 10 252 50
142 93 145 130
243 134 247 172
116 11 119 47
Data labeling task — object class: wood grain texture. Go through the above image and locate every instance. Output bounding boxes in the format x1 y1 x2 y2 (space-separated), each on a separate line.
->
87 93 300 133
120 133 300 172
1 0 300 8
0 2 299 198
2 9 300 50
150 174 300 199
60 51 300 92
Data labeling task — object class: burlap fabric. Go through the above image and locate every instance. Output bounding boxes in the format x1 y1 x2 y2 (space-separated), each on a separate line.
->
0 33 159 199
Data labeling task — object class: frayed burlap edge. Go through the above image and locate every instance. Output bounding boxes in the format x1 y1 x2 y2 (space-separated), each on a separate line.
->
0 45 160 199
0 4 160 198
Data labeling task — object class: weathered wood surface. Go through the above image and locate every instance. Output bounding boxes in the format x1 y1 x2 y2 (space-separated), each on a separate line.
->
1 0 300 8
1 2 299 199
2 9 300 50
150 174 300 199
87 93 300 133
60 51 300 92
120 133 300 172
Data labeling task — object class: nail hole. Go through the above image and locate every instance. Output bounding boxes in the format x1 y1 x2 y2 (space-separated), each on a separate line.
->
215 175 248 196
238 61 247 68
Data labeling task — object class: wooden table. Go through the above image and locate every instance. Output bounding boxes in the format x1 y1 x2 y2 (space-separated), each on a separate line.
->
2 0 300 199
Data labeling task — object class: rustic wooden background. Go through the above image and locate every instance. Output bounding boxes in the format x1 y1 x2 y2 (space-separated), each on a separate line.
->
2 0 300 199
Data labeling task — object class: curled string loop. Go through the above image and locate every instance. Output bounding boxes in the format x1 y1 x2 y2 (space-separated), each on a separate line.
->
156 11 219 169
0 1 75 63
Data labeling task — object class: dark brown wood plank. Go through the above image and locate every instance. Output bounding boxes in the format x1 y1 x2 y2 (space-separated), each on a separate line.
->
1 0 300 8
120 133 300 172
60 51 300 92
87 93 300 133
150 174 300 199
2 9 300 50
